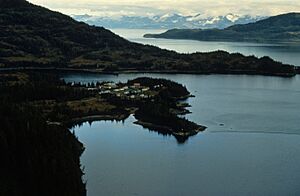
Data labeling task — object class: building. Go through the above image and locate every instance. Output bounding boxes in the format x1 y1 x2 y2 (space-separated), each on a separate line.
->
133 83 141 87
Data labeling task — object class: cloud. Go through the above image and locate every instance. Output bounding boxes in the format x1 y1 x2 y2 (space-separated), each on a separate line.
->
28 0 300 17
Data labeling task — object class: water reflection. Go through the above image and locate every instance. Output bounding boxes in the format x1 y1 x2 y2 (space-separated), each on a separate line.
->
72 115 198 144
73 115 300 196
142 126 193 144
69 74 300 196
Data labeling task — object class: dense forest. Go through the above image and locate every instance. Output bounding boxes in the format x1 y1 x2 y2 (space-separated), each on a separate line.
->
134 102 204 142
128 77 190 99
0 72 86 196
144 13 300 43
0 0 297 76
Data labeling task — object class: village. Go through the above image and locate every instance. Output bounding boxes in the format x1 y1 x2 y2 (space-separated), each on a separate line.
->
87 81 163 100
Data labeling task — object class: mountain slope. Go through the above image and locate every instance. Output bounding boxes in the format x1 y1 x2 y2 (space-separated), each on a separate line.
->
0 1 296 76
0 0 28 7
144 13 300 42
73 13 264 29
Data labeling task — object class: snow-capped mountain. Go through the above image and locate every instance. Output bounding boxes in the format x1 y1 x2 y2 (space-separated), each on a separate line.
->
73 13 266 29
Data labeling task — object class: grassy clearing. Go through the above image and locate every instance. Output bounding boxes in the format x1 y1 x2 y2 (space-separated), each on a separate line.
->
66 97 115 113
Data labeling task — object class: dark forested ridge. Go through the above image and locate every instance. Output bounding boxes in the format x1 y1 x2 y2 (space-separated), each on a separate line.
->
0 105 86 196
0 0 28 7
0 72 86 196
144 13 300 43
0 0 297 76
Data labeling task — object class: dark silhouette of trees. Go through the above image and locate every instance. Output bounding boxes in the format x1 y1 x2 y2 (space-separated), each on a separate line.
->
0 72 86 196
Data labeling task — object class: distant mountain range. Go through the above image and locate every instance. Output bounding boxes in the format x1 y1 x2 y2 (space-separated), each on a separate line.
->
72 13 265 29
144 13 300 42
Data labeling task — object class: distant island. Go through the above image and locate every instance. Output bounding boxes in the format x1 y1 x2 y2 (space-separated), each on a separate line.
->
144 13 300 43
0 0 297 77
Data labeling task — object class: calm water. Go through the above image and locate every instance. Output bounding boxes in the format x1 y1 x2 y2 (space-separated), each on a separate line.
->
67 29 300 195
67 73 300 196
111 29 300 67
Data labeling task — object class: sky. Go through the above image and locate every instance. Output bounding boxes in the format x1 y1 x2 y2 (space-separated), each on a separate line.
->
28 0 300 18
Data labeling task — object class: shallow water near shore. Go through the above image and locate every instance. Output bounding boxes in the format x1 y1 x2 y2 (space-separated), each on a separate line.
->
67 73 300 196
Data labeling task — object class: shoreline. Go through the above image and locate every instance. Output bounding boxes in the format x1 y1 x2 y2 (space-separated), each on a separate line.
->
66 114 130 127
134 120 206 137
62 109 206 139
0 67 297 77
143 34 300 44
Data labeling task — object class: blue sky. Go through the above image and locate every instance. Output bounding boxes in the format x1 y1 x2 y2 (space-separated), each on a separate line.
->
28 0 300 17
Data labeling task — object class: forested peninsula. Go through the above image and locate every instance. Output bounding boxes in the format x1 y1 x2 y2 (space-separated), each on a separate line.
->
0 71 205 195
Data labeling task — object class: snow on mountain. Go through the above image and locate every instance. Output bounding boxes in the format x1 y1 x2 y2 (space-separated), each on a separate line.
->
226 13 240 22
157 13 173 22
204 16 221 25
186 14 204 22
72 13 266 29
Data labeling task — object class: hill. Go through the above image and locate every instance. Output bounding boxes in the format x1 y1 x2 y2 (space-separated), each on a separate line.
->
0 1 296 76
144 13 300 43
0 0 28 7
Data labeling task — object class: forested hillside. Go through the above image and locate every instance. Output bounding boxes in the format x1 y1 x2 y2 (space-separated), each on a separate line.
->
0 0 296 76
0 72 86 196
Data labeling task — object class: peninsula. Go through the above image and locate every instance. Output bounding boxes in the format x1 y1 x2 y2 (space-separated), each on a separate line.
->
0 71 205 195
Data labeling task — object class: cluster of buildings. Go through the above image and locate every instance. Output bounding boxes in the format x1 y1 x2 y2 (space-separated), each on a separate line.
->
90 82 157 100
